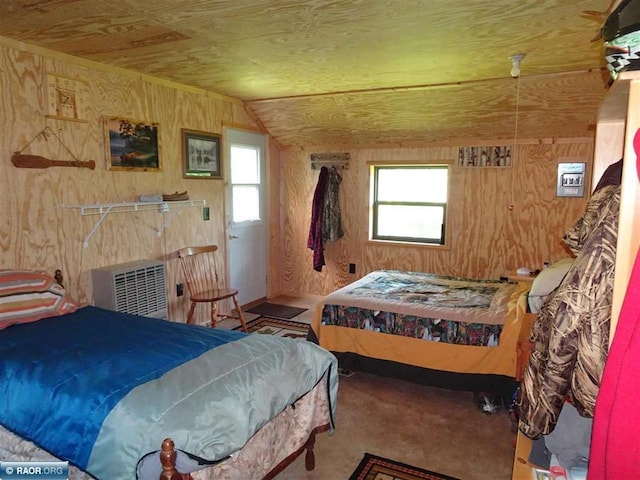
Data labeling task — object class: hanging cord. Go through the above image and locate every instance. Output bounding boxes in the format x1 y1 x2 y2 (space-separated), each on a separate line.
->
16 127 81 161
510 75 521 210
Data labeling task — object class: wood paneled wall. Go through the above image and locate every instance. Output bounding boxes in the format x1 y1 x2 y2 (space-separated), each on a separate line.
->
0 39 597 311
0 40 258 324
280 141 593 296
267 137 283 298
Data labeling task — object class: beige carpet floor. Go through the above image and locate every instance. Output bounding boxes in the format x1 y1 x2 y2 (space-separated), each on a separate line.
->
221 296 515 479
274 372 515 480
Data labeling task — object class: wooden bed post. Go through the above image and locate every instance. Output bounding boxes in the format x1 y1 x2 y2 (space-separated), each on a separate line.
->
159 438 184 480
304 430 317 471
54 269 64 287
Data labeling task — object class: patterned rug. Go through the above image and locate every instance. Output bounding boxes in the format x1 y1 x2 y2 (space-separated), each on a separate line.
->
348 453 459 480
237 316 310 339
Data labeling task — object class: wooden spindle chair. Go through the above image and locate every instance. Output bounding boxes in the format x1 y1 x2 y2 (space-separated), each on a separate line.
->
177 245 247 332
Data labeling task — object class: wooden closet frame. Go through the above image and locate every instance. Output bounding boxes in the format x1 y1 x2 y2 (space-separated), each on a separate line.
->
511 69 640 480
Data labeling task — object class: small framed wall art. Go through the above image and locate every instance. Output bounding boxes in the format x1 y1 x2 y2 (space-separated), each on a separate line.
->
458 145 512 167
556 162 586 197
104 117 161 172
182 129 222 179
45 74 89 122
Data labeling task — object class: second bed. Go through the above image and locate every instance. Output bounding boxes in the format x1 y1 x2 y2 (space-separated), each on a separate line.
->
310 270 532 389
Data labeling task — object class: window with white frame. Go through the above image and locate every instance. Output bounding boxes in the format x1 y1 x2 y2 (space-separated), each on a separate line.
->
371 165 448 245
230 145 262 223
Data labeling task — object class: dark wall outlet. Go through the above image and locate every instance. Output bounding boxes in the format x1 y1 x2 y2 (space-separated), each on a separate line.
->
202 206 210 221
349 263 356 274
176 283 184 297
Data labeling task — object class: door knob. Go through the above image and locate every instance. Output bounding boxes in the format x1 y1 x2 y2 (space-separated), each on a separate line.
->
229 234 239 239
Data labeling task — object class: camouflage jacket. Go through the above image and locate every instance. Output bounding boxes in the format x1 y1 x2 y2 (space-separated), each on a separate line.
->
518 185 620 439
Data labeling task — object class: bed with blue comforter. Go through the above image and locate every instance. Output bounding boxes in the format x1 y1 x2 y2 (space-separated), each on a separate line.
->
0 305 338 480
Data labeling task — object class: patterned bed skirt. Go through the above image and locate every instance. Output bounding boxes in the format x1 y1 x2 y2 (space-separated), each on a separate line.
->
322 304 502 347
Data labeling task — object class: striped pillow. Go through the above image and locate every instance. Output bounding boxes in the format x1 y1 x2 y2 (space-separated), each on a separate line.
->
0 269 79 330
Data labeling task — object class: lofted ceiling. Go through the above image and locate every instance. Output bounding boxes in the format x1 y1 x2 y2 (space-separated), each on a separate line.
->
0 0 619 148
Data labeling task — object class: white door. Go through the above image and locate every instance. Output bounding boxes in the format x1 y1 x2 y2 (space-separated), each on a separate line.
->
225 128 268 306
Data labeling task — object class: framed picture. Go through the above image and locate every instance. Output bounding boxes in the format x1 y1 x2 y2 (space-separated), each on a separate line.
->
182 129 222 179
458 145 512 167
556 162 586 197
104 117 161 171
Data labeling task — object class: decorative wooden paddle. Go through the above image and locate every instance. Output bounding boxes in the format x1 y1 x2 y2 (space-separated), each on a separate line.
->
12 127 95 170
11 152 96 170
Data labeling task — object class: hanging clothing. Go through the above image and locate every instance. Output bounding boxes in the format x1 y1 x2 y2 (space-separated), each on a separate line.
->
518 185 620 439
593 158 622 193
588 244 640 479
307 166 329 271
322 166 344 243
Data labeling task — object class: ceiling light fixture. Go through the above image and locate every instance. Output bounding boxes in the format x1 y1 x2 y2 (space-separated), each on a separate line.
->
508 54 525 211
510 53 526 78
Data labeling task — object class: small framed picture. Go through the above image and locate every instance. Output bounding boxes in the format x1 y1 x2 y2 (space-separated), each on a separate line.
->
182 129 222 179
556 162 586 197
104 117 161 171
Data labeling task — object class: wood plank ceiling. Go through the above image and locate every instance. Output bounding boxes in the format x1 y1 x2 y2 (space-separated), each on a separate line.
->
0 0 617 148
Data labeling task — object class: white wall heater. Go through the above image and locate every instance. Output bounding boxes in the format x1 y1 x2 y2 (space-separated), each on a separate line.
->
91 259 168 319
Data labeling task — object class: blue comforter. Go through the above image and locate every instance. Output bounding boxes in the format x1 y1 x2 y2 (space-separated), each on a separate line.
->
0 306 338 479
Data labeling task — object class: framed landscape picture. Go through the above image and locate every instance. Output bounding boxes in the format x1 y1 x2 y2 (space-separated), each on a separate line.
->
104 117 161 171
182 129 222 179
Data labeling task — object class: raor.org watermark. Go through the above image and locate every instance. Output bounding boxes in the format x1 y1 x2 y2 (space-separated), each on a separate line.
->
0 462 68 480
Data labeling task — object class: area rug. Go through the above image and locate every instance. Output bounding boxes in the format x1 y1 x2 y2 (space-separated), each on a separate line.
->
348 453 459 480
236 316 310 339
245 302 308 319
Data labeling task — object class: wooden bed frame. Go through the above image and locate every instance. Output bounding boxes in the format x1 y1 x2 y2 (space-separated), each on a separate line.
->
53 269 324 480
515 312 537 382
159 427 325 480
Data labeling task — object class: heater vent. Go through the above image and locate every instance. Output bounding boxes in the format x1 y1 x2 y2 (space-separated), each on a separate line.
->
92 259 167 319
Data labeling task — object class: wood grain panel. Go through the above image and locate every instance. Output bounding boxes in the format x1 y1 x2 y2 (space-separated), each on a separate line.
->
0 1 609 98
280 142 593 297
0 0 613 149
592 120 624 192
0 41 258 326
267 137 282 298
249 70 607 147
